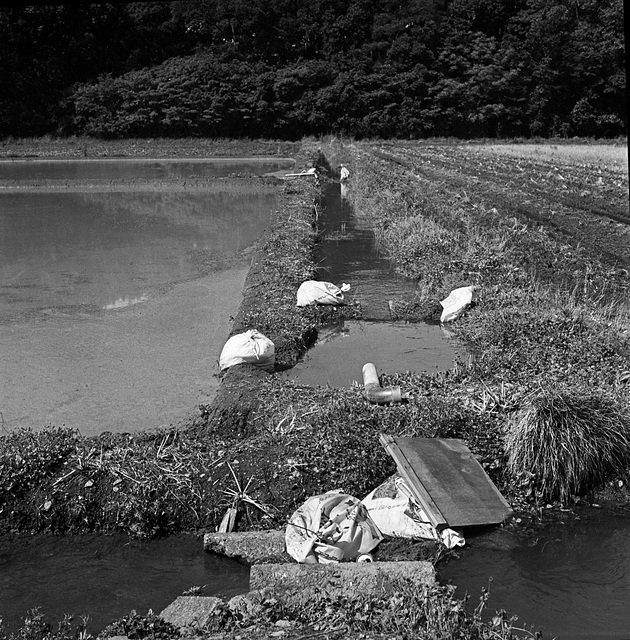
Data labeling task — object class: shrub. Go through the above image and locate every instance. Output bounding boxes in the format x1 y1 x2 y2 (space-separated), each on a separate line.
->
505 388 630 503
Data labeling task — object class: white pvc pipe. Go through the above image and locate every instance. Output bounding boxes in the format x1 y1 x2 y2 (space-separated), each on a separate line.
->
362 363 403 405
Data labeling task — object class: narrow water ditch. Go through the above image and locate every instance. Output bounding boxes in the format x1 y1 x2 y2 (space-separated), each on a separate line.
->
284 181 462 386
438 505 630 639
0 533 250 634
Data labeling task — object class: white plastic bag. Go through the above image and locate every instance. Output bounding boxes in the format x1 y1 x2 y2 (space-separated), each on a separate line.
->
285 491 383 564
362 475 465 549
440 285 477 323
296 281 350 307
219 329 275 372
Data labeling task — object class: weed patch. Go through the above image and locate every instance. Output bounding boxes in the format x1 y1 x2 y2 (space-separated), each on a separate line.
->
505 388 630 503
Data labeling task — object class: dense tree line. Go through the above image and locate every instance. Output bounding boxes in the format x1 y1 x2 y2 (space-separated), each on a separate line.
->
0 0 625 139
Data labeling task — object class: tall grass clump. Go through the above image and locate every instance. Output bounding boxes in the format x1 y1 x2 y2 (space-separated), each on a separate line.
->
505 388 630 503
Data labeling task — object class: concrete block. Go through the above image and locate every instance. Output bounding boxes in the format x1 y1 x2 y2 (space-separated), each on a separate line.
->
204 530 290 564
250 560 436 605
159 595 223 628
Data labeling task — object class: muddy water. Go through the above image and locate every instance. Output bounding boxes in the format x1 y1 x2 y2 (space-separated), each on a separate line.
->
438 507 630 639
285 181 462 386
319 182 417 321
0 160 284 435
0 533 250 634
286 320 459 387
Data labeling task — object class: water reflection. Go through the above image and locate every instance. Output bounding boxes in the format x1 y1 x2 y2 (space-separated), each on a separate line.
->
285 320 460 387
103 295 148 310
318 181 417 320
0 161 278 434
0 190 276 317
438 508 630 639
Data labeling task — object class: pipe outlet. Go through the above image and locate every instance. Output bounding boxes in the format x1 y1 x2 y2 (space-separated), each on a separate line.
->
362 363 403 405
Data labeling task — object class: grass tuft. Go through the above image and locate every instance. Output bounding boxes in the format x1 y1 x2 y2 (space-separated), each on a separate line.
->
505 388 630 503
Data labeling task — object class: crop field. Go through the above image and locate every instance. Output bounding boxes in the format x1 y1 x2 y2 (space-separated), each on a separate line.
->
475 142 628 168
350 141 629 276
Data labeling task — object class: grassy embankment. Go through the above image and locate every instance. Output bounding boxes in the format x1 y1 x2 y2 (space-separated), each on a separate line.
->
1 137 629 640
343 140 630 504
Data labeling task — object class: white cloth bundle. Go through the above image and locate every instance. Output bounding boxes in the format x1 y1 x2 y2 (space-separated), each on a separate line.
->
285 491 383 564
296 281 350 307
219 329 275 372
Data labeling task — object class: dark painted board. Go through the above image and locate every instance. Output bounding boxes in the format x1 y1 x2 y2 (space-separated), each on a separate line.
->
380 435 513 529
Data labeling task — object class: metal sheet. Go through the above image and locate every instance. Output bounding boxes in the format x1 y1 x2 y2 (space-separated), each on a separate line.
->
380 435 513 529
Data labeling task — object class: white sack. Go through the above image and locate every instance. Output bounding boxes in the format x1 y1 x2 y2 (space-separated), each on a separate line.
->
362 475 465 549
440 285 477 323
285 491 383 564
296 281 350 307
219 329 275 372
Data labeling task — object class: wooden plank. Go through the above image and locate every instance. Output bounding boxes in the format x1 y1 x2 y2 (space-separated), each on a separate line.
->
380 434 448 529
380 435 512 529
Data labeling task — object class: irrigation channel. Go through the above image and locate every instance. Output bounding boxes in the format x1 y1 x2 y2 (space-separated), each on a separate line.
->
283 181 462 387
1 162 629 638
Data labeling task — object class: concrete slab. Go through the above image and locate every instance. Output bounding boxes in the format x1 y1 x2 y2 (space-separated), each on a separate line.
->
250 560 436 603
204 530 290 564
160 595 223 628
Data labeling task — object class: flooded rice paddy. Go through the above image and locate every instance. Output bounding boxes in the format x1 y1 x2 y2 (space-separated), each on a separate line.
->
0 156 295 182
0 158 291 435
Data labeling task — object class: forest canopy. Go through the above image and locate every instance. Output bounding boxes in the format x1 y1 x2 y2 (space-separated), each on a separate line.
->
0 0 625 139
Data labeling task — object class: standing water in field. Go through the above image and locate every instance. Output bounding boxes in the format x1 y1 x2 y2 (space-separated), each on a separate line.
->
285 181 462 386
0 159 288 436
